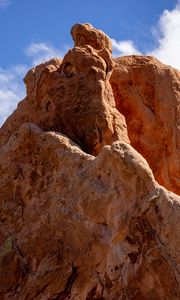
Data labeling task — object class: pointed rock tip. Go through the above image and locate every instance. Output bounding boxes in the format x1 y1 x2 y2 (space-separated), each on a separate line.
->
70 23 112 52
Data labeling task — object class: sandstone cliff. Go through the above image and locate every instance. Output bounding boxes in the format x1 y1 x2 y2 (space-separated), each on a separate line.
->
0 23 180 299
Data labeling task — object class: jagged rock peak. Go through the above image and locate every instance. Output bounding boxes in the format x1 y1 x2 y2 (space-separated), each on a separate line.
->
0 23 128 156
0 23 180 194
71 23 112 52
0 23 180 299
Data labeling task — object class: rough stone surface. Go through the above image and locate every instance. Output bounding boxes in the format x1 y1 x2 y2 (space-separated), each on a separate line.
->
71 23 112 52
0 46 128 156
110 55 180 195
0 124 180 299
0 23 180 299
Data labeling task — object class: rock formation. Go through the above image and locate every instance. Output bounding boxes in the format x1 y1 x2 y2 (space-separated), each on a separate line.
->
0 23 180 299
0 24 128 156
110 55 180 195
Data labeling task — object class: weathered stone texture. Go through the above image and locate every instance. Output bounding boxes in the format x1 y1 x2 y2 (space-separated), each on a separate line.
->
110 55 180 195
0 23 180 299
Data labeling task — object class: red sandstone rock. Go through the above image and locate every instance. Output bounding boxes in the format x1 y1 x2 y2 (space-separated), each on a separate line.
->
0 44 128 155
71 23 112 52
0 124 179 299
110 55 180 194
0 23 180 299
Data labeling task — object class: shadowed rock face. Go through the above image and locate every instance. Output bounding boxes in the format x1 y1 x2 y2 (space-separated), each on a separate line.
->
0 23 180 299
50 45 129 155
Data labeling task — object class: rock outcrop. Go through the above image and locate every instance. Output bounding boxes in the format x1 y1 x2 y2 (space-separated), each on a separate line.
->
110 55 180 195
0 23 180 299
0 24 128 156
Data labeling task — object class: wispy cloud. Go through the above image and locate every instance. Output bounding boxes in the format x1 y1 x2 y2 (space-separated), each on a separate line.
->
149 3 180 70
25 42 64 65
0 0 11 9
0 65 27 124
112 39 141 56
112 1 180 70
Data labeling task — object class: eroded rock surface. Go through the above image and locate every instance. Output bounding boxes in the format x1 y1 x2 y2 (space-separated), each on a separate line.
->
0 25 128 155
110 55 180 195
0 23 180 299
71 23 112 52
0 124 180 299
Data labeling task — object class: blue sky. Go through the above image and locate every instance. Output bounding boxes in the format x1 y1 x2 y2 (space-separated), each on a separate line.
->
0 0 180 124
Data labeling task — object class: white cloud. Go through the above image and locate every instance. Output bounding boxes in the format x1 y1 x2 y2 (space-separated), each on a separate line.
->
25 42 64 66
112 39 141 56
0 65 27 124
0 0 10 8
112 1 180 70
149 3 180 70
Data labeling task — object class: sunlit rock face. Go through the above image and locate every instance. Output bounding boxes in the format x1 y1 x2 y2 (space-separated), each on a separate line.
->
0 23 180 300
110 55 180 195
0 23 128 156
